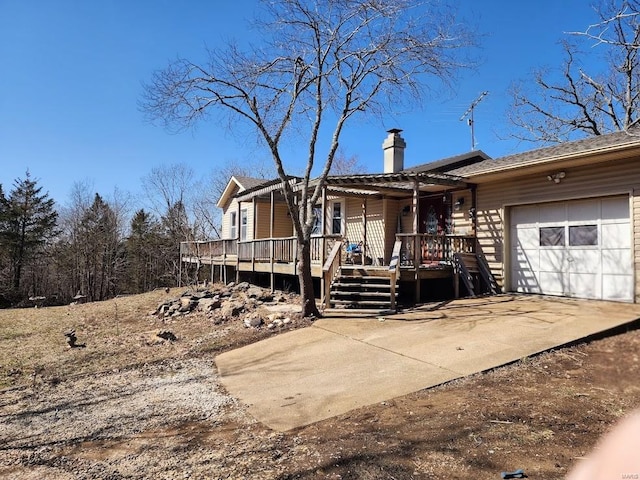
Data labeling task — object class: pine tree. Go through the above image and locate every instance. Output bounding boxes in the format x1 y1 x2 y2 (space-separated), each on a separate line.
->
0 172 58 300
77 194 122 301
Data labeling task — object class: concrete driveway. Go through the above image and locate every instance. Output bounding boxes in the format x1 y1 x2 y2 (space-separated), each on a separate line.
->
215 295 640 431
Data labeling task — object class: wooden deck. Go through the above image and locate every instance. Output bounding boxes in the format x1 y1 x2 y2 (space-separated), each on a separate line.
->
180 234 474 281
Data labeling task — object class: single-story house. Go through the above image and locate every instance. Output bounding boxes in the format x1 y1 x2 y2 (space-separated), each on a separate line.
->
181 128 640 311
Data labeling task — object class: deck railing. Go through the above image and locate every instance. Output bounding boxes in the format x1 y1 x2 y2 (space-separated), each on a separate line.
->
395 233 475 266
182 235 341 266
180 239 237 259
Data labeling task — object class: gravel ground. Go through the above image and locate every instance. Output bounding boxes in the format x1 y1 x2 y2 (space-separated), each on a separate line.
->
0 358 240 479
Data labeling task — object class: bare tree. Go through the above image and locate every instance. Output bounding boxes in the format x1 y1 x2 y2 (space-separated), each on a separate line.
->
142 0 476 317
329 148 369 175
508 0 640 144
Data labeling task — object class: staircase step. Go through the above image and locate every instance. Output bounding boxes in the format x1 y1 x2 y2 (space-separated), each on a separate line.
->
331 283 398 292
330 299 393 306
322 308 396 317
331 291 393 298
335 275 391 281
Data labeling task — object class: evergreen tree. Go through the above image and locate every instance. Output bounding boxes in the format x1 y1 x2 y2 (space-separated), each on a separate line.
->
0 173 58 300
125 209 164 292
78 194 122 301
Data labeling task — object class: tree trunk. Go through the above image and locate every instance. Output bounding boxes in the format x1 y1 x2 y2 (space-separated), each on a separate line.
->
297 239 320 318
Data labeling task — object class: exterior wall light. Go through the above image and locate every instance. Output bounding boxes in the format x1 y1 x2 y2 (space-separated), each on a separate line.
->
547 171 566 184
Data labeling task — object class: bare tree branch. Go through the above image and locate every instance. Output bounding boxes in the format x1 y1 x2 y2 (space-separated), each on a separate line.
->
508 1 640 144
141 0 476 317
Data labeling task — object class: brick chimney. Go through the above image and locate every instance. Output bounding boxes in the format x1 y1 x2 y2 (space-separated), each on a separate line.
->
382 128 406 173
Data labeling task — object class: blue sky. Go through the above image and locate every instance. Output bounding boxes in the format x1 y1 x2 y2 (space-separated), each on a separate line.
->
0 0 597 205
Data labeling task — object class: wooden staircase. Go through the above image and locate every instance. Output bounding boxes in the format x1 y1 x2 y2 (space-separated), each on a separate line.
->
453 252 500 297
325 266 398 315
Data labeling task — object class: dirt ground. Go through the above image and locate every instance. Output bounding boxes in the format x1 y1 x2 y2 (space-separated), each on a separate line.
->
1 287 639 479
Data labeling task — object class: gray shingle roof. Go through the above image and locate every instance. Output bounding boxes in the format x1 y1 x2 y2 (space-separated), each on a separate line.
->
403 150 491 174
446 129 640 178
234 176 269 190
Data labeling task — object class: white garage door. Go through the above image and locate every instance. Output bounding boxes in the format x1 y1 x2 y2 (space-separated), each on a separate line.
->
510 196 633 301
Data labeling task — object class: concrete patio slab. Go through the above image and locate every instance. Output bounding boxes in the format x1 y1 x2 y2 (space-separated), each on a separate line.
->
215 295 640 431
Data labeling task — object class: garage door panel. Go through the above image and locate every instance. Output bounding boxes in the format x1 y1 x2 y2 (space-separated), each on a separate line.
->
601 197 629 221
512 270 541 293
512 226 539 249
510 196 631 302
568 200 599 223
602 249 633 275
538 271 565 295
569 272 600 299
602 223 630 248
511 249 540 272
567 249 600 273
512 247 539 271
539 249 564 271
602 274 634 301
539 203 566 223
511 205 539 225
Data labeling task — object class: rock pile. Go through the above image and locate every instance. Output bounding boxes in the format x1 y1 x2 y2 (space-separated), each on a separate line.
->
151 282 298 330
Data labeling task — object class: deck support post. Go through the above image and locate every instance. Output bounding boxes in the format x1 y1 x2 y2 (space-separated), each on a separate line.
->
413 178 421 301
270 190 275 292
362 198 367 265
236 200 241 284
178 244 183 287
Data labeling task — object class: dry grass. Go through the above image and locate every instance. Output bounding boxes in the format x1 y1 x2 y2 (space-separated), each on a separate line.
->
0 288 227 390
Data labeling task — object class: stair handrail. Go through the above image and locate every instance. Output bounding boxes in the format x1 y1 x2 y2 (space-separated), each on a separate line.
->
476 252 500 294
322 241 343 308
389 239 402 311
453 252 476 297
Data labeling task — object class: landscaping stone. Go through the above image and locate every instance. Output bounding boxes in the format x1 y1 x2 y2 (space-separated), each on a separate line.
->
244 316 263 328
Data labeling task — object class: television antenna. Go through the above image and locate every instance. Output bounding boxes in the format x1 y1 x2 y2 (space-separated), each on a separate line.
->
460 91 488 150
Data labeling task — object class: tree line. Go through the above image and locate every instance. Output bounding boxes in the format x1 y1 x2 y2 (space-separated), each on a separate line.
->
0 158 278 308
0 172 196 307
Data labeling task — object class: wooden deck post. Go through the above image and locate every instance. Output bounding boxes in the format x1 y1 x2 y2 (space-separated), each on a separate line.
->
413 178 421 301
270 190 275 292
362 198 367 265
178 243 183 287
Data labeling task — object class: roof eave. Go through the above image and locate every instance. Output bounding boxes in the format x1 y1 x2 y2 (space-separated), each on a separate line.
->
466 140 640 183
216 176 243 208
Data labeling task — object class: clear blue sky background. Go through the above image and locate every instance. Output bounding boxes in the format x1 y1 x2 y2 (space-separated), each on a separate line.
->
0 0 597 205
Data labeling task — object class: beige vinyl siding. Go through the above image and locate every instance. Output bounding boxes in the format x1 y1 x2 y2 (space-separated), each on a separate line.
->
344 196 385 265
273 202 294 237
345 197 364 246
399 200 414 234
255 202 270 239
221 197 239 239
634 189 640 302
384 198 400 263
252 201 293 239
476 157 640 298
451 189 474 235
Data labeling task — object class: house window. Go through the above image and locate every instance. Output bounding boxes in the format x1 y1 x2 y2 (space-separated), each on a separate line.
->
230 212 237 239
569 225 598 246
240 209 248 241
311 205 322 235
331 201 344 235
540 226 565 246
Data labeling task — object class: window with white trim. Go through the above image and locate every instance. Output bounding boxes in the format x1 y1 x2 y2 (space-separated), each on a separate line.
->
230 211 237 239
331 200 344 235
311 205 323 236
240 209 248 241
